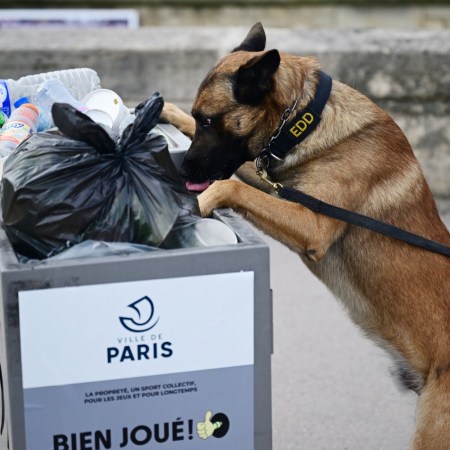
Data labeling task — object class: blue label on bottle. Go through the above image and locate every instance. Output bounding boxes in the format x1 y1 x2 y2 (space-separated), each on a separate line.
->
0 80 12 118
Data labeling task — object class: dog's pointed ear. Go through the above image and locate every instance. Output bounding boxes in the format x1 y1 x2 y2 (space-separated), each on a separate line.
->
233 49 280 104
232 22 266 53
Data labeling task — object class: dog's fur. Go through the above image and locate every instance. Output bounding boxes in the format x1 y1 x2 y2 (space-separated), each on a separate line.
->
162 23 450 449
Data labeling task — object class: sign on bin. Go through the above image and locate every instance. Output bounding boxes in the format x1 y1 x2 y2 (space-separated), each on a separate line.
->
19 272 254 450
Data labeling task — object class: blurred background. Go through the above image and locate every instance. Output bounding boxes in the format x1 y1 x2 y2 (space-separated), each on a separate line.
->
1 2 449 449
1 0 450 28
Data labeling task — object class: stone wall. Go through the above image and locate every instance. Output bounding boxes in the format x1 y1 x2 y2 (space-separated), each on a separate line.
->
4 1 450 28
0 27 449 211
137 5 450 29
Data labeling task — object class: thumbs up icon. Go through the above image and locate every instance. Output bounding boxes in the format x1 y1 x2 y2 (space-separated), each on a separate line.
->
196 410 230 439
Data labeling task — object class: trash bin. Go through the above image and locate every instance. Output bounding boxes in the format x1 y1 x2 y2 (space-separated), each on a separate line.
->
0 208 272 450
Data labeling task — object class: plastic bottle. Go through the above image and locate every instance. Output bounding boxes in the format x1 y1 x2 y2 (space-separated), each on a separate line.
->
118 114 136 135
0 68 100 117
0 110 7 128
33 79 90 129
14 96 52 132
0 103 39 157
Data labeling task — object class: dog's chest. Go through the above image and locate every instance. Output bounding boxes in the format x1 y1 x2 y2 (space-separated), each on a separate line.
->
301 243 423 392
301 243 376 332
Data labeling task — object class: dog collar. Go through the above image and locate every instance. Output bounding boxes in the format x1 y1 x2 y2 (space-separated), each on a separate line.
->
256 71 332 169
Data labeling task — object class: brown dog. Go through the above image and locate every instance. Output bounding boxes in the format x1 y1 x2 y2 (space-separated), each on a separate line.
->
162 23 450 449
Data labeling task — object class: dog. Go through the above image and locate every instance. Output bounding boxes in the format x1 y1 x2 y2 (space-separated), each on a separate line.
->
162 23 450 449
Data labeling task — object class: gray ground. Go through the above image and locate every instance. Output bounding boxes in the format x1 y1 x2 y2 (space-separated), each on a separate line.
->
263 213 450 450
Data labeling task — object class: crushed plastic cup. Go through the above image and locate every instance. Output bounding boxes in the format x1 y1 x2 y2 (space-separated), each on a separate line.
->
82 89 129 130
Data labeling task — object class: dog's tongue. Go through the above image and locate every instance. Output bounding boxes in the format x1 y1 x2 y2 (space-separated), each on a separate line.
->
186 180 211 192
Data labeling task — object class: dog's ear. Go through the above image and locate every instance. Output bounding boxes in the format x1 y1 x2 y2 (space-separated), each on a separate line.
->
232 22 266 52
234 49 280 104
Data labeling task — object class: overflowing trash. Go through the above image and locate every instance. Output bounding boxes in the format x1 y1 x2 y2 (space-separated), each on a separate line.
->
0 68 237 261
0 68 100 118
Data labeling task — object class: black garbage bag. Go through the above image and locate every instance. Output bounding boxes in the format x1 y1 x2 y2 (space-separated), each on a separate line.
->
1 92 200 260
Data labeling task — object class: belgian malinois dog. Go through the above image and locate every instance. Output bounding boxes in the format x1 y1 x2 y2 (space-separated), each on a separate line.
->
162 23 450 449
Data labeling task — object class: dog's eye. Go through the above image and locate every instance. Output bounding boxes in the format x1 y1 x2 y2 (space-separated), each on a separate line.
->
200 117 212 128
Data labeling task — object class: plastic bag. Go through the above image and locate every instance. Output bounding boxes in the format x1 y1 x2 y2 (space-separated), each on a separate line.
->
1 93 200 260
43 240 157 262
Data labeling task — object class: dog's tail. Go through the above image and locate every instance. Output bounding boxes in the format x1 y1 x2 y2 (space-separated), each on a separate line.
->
413 369 450 450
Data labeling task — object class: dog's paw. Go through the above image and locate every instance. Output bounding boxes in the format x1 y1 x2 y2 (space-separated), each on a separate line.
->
160 102 195 138
197 180 238 217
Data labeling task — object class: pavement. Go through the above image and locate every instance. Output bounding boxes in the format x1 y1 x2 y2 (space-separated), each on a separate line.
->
260 213 450 450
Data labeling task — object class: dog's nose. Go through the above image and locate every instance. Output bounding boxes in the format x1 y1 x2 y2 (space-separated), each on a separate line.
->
180 152 208 182
179 152 194 177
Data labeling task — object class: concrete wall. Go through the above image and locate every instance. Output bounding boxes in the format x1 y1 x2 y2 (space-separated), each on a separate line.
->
0 27 449 211
135 5 450 29
6 1 450 28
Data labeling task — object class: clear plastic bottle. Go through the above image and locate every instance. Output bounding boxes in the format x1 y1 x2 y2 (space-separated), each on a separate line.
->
0 68 100 117
0 110 7 128
118 114 136 135
33 79 90 130
0 103 39 157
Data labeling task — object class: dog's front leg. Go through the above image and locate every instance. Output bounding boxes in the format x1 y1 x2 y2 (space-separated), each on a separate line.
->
160 102 196 138
234 162 273 193
199 179 345 261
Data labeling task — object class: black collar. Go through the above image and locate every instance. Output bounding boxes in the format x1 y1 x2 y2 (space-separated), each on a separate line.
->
259 71 332 166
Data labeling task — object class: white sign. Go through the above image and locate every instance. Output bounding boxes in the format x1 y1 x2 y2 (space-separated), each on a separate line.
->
19 272 254 389
0 9 139 29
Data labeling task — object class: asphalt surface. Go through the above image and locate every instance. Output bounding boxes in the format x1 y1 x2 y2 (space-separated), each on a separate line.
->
262 213 450 450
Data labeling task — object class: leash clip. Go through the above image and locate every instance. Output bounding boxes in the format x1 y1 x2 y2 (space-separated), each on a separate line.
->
256 157 283 192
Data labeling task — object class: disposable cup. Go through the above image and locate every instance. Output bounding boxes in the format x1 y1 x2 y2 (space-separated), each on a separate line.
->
82 89 129 129
193 219 238 246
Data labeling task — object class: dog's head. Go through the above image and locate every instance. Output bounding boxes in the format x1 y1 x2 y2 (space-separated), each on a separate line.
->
181 23 283 190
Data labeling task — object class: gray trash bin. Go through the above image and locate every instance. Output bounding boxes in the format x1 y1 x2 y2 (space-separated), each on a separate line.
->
0 209 272 450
